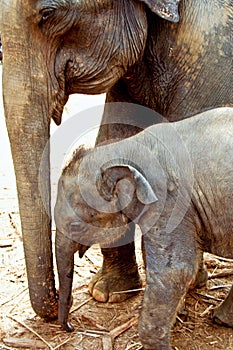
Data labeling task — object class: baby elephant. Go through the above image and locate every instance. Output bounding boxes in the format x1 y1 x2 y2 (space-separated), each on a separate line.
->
55 107 233 350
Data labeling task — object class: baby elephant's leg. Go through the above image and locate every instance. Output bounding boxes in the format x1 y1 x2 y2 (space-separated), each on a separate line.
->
213 285 233 327
139 267 195 350
193 253 208 288
139 225 198 350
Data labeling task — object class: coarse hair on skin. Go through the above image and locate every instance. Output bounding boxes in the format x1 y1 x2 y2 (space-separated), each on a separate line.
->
62 145 92 177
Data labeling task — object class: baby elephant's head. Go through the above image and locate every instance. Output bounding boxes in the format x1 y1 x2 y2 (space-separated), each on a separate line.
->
55 145 158 249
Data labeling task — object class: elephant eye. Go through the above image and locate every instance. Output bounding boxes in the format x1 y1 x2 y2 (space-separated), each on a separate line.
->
39 8 55 24
69 221 86 234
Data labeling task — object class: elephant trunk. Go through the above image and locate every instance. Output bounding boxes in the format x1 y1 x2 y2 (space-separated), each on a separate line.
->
55 230 81 332
1 3 57 319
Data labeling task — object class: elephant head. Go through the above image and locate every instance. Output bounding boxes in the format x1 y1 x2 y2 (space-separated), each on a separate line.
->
1 0 180 319
55 143 160 245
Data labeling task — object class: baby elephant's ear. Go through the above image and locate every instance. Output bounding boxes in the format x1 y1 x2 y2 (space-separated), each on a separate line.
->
99 165 158 206
128 166 158 205
98 166 133 202
140 0 180 22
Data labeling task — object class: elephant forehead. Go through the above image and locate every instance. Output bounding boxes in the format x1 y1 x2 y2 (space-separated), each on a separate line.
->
63 177 102 211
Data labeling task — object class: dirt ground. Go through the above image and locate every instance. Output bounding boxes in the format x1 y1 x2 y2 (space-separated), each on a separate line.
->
0 66 233 350
0 214 233 350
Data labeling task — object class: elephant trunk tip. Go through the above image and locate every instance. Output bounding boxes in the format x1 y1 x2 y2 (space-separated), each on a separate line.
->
30 290 59 321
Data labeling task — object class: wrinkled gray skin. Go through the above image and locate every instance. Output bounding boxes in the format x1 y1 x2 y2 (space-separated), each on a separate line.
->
1 0 232 318
55 107 233 349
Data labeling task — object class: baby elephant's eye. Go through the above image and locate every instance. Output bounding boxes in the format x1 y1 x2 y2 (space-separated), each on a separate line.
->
69 221 86 234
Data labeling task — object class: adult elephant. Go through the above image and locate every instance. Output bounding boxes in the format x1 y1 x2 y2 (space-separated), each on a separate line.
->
1 0 232 320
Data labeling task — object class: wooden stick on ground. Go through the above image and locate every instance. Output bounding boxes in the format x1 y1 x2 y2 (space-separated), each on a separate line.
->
7 315 54 350
0 287 27 307
3 337 47 349
194 292 223 303
102 335 113 350
80 314 108 331
53 337 73 350
109 316 139 339
209 284 232 291
70 296 93 314
7 288 28 314
112 288 145 295
102 316 139 350
208 269 233 279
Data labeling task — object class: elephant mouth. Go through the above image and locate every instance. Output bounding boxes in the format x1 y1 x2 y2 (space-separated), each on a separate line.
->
66 76 114 95
64 57 124 96
63 221 131 249
50 58 123 125
50 85 69 126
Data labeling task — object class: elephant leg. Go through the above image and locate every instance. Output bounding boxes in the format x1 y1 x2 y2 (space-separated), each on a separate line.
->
193 253 208 288
90 90 156 302
213 285 233 327
139 259 194 349
139 284 175 350
139 225 197 350
89 223 142 302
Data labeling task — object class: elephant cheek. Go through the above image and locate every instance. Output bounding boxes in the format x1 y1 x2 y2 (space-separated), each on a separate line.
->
49 52 70 125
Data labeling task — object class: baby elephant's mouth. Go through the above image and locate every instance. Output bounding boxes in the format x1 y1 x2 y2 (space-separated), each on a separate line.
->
69 222 90 258
77 243 89 258
66 217 130 249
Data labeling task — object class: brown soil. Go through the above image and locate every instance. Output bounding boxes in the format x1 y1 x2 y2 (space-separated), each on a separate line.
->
0 212 233 350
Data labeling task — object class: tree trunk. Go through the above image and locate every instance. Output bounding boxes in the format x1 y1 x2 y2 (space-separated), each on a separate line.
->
1 1 57 319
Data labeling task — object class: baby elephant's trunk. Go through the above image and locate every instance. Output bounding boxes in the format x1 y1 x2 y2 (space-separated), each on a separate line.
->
55 230 82 332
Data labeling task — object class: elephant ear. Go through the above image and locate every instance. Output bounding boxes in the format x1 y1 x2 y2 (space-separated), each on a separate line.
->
99 165 158 206
140 0 180 22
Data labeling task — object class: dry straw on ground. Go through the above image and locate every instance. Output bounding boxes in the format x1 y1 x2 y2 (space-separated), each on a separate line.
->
0 212 233 350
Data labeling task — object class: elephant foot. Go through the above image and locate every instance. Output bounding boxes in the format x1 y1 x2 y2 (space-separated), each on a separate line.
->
213 307 233 328
89 242 142 303
212 286 233 327
89 266 142 302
